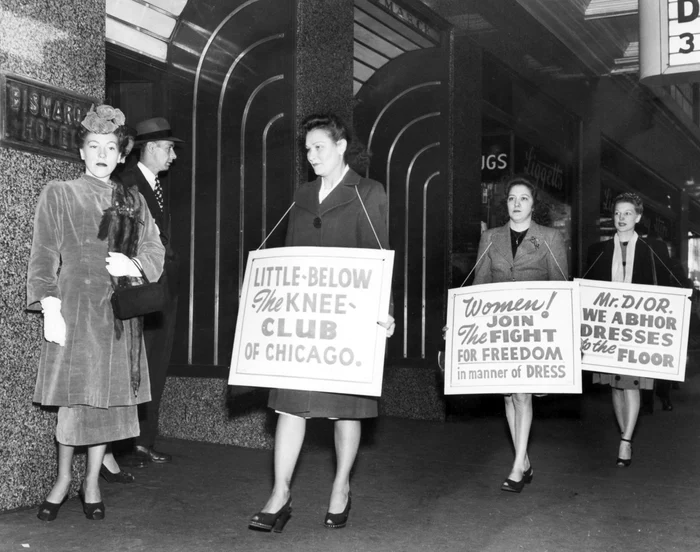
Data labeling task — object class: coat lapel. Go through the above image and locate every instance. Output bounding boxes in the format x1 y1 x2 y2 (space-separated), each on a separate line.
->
131 167 169 243
294 178 320 214
491 224 513 263
293 169 362 216
319 170 361 215
515 221 541 261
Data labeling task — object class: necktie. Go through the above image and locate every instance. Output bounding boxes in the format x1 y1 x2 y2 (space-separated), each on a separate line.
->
154 178 164 211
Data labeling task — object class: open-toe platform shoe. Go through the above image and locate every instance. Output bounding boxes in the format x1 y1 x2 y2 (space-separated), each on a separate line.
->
79 484 105 521
37 495 68 522
324 493 351 529
501 477 526 493
616 437 632 467
249 497 292 533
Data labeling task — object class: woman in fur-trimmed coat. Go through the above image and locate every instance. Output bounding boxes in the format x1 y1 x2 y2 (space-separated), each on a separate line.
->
27 106 164 521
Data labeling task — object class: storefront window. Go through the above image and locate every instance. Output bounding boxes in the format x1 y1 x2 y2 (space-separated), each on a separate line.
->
599 141 679 268
481 54 577 273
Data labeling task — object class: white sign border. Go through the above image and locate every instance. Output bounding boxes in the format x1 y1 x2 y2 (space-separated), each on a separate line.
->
228 246 394 397
444 281 582 396
577 278 692 381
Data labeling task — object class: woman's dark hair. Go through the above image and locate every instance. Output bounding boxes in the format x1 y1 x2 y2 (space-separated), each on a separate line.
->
76 124 132 156
612 192 644 216
499 174 551 226
300 112 370 172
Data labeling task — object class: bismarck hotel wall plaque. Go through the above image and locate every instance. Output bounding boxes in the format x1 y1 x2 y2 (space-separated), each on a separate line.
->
0 73 98 162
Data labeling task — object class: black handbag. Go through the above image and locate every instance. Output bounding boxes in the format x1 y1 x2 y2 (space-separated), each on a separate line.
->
110 265 165 320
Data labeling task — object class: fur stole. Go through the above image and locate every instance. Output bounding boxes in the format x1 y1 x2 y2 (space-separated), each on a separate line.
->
97 177 145 397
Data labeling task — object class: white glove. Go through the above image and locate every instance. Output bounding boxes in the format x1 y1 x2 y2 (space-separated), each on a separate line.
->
378 314 396 338
105 252 141 277
40 297 66 346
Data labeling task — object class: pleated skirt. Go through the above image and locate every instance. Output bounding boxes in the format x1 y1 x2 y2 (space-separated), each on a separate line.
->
56 404 139 446
268 389 378 419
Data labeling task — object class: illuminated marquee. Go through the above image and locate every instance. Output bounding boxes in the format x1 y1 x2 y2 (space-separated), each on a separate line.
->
640 0 700 83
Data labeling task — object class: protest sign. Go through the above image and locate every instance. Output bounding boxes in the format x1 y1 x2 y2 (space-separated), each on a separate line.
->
229 246 394 396
577 279 692 381
444 281 581 395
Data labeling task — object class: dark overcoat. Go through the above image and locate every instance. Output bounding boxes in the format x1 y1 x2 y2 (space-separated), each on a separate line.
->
27 176 165 408
268 168 389 418
119 165 179 298
585 235 672 388
585 236 671 286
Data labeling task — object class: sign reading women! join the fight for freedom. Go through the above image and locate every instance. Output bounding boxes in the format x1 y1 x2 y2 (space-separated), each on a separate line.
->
444 281 582 395
229 247 394 396
577 279 692 381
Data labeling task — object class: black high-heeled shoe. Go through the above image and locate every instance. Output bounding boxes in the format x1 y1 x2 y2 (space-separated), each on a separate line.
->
501 477 525 493
616 437 632 467
523 466 534 484
36 495 68 522
324 492 351 529
249 497 292 532
79 483 105 521
100 464 135 483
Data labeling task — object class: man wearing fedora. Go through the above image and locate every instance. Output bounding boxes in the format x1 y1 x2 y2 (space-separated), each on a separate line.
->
118 117 183 466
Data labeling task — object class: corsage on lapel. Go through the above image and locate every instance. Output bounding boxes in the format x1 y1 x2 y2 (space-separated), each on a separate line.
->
528 236 540 250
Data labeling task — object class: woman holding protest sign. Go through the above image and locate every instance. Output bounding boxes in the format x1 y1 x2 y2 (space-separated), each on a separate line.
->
472 175 568 493
249 113 395 532
585 192 671 467
27 105 164 521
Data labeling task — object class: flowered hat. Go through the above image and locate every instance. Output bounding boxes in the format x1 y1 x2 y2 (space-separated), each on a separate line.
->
81 104 126 134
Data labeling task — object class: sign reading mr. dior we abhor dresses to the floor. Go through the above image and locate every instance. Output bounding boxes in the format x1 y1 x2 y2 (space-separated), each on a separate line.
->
229 247 394 397
578 279 692 381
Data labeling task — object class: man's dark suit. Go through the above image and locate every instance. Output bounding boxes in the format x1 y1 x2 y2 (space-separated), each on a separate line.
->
120 164 179 449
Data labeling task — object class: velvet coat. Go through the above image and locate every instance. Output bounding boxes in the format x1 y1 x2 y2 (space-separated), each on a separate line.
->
472 221 568 285
27 176 165 408
268 168 389 418
585 236 671 389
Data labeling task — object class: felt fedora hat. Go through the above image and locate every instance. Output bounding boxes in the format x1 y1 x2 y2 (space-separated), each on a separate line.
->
134 117 184 145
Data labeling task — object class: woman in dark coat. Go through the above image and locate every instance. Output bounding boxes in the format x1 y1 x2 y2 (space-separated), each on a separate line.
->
249 113 395 532
586 192 670 467
472 175 568 493
27 105 164 521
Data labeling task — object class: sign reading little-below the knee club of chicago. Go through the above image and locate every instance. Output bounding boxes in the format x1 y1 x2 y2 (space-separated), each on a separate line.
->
444 282 582 395
0 73 96 162
577 279 692 382
228 247 394 396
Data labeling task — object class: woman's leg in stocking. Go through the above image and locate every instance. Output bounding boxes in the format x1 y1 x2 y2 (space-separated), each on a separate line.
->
45 443 74 503
328 419 360 513
83 444 107 503
507 393 533 481
261 414 306 513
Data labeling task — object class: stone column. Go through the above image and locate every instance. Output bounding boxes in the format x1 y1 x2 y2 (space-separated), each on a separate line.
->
293 0 354 185
0 0 105 511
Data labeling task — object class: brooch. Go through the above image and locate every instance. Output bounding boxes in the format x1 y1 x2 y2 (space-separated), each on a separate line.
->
529 236 540 249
